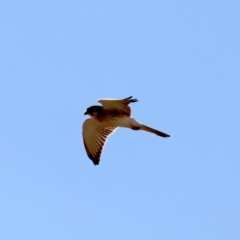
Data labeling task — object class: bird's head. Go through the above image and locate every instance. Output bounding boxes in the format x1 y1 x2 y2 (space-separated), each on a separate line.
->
84 105 103 117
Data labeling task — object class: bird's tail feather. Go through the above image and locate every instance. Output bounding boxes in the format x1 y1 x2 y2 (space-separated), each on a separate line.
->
140 124 170 138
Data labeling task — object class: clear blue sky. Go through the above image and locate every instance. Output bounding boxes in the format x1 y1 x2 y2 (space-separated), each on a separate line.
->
0 1 239 239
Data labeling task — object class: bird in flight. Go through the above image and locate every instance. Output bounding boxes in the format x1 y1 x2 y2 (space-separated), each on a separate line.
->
82 96 170 165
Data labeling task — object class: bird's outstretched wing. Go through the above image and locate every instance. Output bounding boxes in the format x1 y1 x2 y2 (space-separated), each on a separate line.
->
82 118 117 165
98 96 138 116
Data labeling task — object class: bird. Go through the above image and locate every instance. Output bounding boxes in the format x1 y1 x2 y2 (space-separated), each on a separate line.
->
82 96 170 165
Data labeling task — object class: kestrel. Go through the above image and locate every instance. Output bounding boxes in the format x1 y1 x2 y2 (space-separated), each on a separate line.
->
82 96 170 165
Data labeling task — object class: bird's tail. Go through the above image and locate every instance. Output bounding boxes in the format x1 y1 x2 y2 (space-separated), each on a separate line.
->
140 124 170 138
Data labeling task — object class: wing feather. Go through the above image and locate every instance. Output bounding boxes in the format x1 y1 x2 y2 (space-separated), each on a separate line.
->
97 96 138 116
82 118 117 165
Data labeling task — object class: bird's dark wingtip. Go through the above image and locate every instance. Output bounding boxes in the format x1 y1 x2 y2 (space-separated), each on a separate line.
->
124 96 133 100
88 154 100 165
123 96 138 103
91 159 100 165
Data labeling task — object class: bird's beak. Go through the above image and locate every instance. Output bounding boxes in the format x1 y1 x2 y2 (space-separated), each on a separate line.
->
84 111 88 115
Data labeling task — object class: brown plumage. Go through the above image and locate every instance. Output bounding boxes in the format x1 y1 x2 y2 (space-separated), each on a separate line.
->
82 96 170 165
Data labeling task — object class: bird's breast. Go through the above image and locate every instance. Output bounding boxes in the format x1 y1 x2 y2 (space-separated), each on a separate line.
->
113 116 132 128
95 113 130 127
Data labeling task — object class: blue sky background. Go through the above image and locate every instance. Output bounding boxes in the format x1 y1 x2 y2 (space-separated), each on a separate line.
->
0 1 240 239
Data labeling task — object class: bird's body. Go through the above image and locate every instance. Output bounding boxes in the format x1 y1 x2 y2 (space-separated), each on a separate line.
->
82 96 170 165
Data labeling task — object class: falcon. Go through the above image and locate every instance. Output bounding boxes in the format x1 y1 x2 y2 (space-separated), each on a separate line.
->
82 96 170 165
